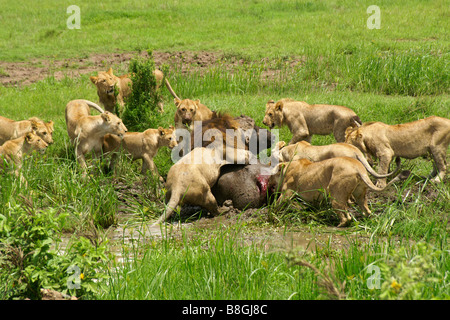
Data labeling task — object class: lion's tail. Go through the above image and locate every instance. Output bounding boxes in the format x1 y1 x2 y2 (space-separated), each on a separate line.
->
359 169 410 192
79 99 105 114
154 191 180 225
356 155 402 179
164 78 180 100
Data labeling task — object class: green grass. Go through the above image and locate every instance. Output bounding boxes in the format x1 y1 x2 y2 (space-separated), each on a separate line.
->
0 0 449 300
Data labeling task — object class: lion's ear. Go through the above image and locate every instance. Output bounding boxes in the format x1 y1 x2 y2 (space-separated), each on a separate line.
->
30 120 39 131
275 141 286 150
101 112 111 122
194 99 200 106
169 125 174 130
174 98 181 107
158 127 165 135
275 101 284 111
267 100 275 104
107 68 113 75
344 126 354 137
46 120 54 132
90 76 98 84
25 132 33 142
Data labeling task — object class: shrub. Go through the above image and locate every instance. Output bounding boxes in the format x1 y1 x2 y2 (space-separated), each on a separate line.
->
121 51 165 132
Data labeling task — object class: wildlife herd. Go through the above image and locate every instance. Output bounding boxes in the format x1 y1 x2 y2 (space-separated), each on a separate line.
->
1 65 449 227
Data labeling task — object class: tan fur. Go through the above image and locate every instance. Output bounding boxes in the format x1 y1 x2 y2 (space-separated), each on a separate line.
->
263 98 361 144
102 125 177 180
154 146 254 224
174 98 214 131
154 147 226 224
270 157 410 227
0 115 54 146
65 99 127 173
274 140 401 179
90 68 179 114
0 132 48 178
345 116 450 187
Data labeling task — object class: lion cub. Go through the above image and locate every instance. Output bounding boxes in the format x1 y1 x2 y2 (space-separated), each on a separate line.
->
0 132 48 178
90 68 180 113
154 146 254 224
0 115 54 146
174 98 214 131
65 99 127 174
273 140 401 179
269 157 410 227
345 116 450 187
263 98 361 144
102 126 177 181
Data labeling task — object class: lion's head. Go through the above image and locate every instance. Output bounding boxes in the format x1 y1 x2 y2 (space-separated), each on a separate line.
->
25 132 49 154
175 98 201 127
90 68 117 97
263 100 284 129
344 126 366 152
101 112 128 139
158 125 178 149
29 118 54 145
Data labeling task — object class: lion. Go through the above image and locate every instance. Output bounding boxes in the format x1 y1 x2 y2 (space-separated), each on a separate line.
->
90 68 179 113
102 125 177 181
269 157 410 227
263 98 361 144
65 99 127 173
174 98 214 131
0 132 48 179
154 146 255 224
0 115 54 146
273 140 401 180
345 116 450 187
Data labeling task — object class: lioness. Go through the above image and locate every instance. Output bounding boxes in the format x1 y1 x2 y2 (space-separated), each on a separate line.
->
0 115 54 145
65 99 127 173
263 98 361 144
345 116 450 187
154 146 254 224
273 140 401 179
269 157 410 227
102 125 177 181
174 98 214 131
0 132 48 178
90 68 179 113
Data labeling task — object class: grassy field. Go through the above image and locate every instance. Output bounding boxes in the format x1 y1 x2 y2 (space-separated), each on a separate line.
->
0 0 449 301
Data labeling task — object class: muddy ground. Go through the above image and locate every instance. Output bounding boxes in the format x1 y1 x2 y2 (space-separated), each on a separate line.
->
0 50 303 86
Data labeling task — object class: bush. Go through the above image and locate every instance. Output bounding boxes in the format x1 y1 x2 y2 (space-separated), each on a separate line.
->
0 203 109 300
121 51 165 132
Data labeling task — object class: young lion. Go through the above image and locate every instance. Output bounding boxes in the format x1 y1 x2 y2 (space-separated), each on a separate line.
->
65 99 127 173
90 68 179 113
102 126 177 181
269 157 410 227
345 116 450 187
273 140 401 179
0 132 48 178
154 146 254 224
0 115 54 146
263 98 361 144
174 98 214 131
